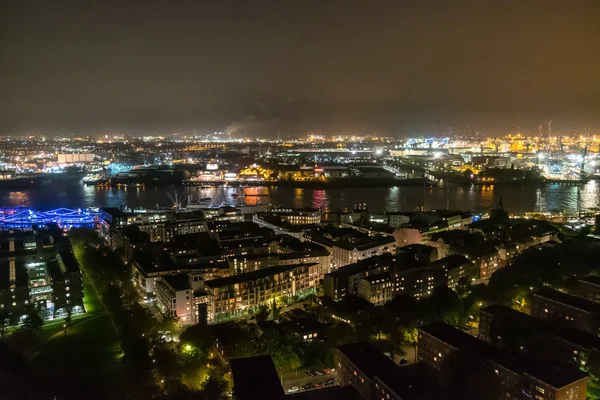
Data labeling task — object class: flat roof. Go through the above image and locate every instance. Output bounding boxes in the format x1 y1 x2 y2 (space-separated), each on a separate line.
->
534 287 600 314
326 253 395 278
337 342 442 399
420 322 588 389
337 342 400 380
205 262 317 288
481 304 600 351
287 386 363 400
230 356 284 400
163 274 190 291
578 275 600 287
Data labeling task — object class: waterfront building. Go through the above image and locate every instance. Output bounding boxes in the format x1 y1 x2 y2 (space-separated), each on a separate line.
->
252 213 315 240
266 207 321 225
99 208 207 248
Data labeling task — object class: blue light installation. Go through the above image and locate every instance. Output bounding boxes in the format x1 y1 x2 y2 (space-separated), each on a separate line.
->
0 207 97 229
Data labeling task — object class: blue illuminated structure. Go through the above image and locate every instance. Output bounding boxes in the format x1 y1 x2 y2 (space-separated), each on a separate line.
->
0 207 97 229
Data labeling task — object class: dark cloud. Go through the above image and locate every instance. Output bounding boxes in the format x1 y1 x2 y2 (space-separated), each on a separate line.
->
0 0 599 136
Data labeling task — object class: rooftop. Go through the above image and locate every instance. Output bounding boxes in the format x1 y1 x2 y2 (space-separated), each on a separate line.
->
163 274 190 291
578 275 600 287
337 342 442 400
230 355 284 400
420 322 588 389
307 225 395 251
326 253 395 278
205 262 317 288
287 386 363 400
534 287 600 314
337 342 400 380
481 304 600 351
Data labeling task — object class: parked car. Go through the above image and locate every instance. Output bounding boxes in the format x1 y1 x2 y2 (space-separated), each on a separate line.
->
313 370 324 376
322 368 335 374
302 383 315 390
325 378 336 386
315 382 324 388
306 371 317 377
287 387 299 393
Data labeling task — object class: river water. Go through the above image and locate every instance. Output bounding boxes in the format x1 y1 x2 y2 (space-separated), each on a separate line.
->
0 181 599 214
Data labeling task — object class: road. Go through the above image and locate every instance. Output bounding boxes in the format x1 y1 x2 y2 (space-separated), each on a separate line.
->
282 372 338 394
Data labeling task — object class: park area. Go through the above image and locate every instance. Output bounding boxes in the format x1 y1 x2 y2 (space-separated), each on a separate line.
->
0 234 126 400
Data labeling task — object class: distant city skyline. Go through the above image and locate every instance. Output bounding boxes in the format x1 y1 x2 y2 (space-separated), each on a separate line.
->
1 1 599 136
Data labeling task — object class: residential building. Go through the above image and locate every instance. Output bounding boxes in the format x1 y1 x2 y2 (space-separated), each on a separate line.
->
418 322 588 400
0 226 84 322
267 207 321 225
203 262 319 323
306 225 395 268
99 208 207 248
530 288 600 334
231 356 285 400
357 274 396 306
155 274 194 325
335 342 443 400
252 213 314 240
569 275 600 304
323 254 395 300
479 304 600 371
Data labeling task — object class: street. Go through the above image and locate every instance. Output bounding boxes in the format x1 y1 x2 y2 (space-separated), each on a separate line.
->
282 371 338 393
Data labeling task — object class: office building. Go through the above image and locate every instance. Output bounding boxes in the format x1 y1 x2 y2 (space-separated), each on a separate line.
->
0 226 84 322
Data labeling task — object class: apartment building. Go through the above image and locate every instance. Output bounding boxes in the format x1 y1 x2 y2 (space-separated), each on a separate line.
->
335 342 442 400
155 274 194 325
99 208 207 248
323 253 395 300
531 288 600 334
203 262 319 323
0 226 84 322
306 225 395 268
418 322 588 400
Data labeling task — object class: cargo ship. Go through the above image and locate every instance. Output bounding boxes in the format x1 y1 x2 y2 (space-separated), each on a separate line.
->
0 168 86 189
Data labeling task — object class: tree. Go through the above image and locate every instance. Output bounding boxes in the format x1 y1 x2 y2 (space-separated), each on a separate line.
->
200 375 228 400
0 311 10 338
455 276 472 298
23 311 44 333
64 307 72 336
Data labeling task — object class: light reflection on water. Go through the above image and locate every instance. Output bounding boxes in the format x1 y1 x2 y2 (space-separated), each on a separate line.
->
0 181 598 213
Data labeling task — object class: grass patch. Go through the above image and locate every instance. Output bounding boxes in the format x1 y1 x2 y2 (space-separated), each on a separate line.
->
30 313 124 399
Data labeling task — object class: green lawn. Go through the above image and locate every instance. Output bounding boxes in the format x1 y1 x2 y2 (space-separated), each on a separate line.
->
31 312 125 399
26 243 127 400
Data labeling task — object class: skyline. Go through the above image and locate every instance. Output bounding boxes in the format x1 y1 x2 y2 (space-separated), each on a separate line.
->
1 1 599 136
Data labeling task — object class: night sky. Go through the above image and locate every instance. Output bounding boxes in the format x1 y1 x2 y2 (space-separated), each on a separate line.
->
1 1 599 136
